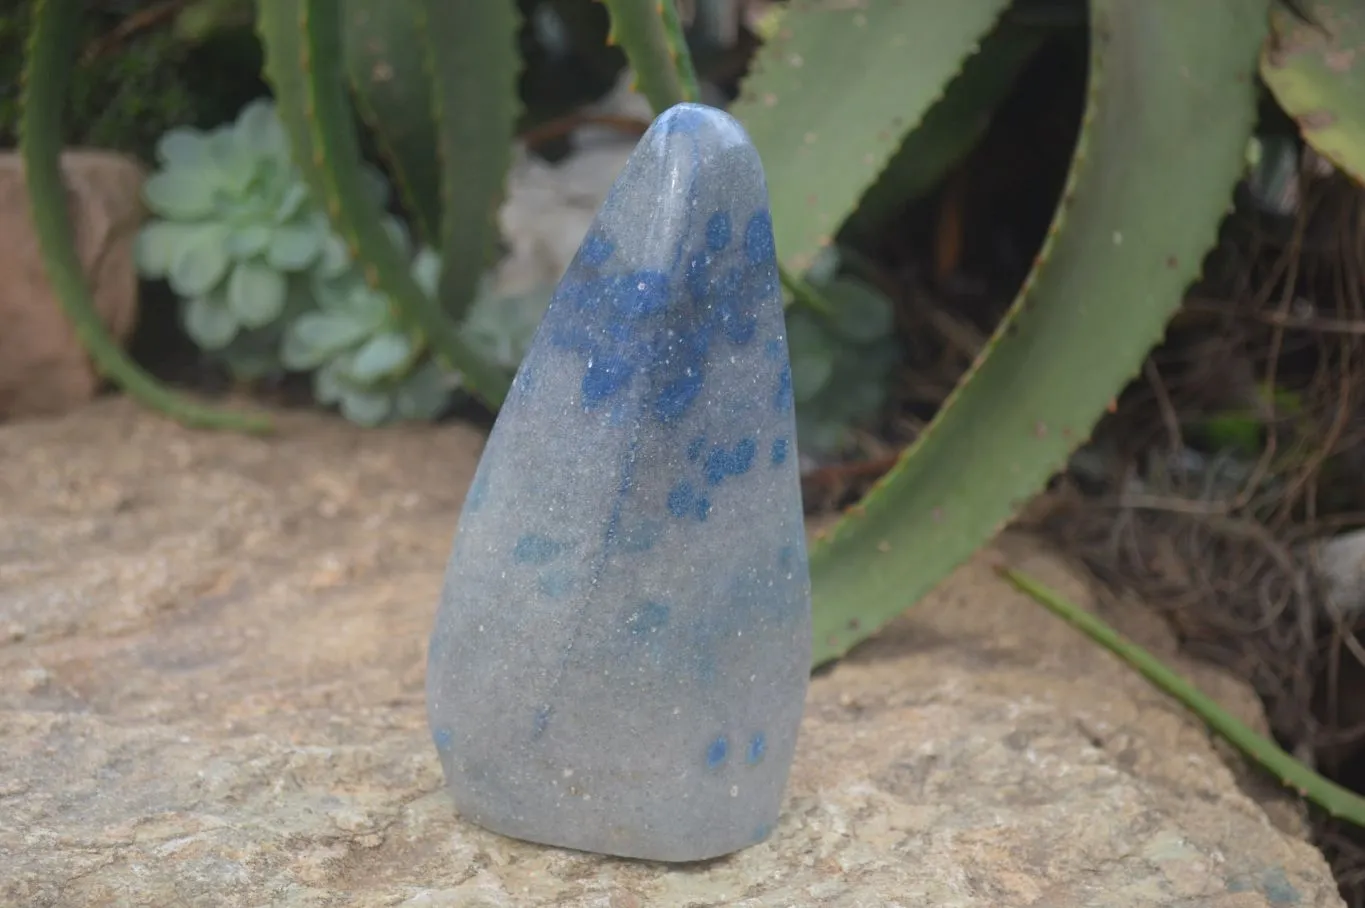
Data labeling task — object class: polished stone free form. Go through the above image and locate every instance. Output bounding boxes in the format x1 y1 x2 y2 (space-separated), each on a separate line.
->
426 103 812 862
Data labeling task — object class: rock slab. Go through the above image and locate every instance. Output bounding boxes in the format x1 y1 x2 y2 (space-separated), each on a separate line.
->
0 150 145 421
0 398 1346 907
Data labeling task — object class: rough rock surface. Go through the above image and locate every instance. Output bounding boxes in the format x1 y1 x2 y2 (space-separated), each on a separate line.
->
0 398 1345 907
0 150 146 421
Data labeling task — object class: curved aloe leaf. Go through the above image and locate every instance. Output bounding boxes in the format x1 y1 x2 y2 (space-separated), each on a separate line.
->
257 0 511 407
844 17 1049 243
1260 0 1365 186
410 0 521 324
21 0 271 433
342 0 442 244
1003 566 1365 827
807 0 1268 666
255 3 327 205
731 0 1014 273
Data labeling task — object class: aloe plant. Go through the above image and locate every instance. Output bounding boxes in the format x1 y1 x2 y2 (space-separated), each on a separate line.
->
256 0 513 408
414 1 521 327
341 0 443 245
1260 0 1365 187
781 0 1266 665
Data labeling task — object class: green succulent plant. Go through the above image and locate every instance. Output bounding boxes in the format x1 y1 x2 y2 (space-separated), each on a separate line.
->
133 98 383 378
787 274 900 459
462 283 554 373
282 239 458 426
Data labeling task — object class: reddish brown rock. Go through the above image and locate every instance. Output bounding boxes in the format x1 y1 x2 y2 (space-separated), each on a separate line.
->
0 149 146 420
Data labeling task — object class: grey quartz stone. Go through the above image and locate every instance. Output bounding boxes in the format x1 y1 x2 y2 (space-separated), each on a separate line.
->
426 102 812 863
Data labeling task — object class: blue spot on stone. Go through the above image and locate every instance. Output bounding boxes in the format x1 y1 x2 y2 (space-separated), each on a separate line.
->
684 252 710 304
751 822 773 843
746 732 767 764
778 544 797 571
695 496 711 521
667 481 694 518
687 436 706 461
538 570 574 598
582 353 634 406
765 338 783 360
724 312 758 346
732 438 756 475
533 705 552 738
771 437 789 466
704 448 728 486
514 533 563 565
626 601 670 637
433 727 453 751
706 735 729 769
654 368 704 423
774 364 793 411
745 210 775 265
705 440 757 485
580 231 614 268
608 271 670 319
706 211 731 251
715 268 758 346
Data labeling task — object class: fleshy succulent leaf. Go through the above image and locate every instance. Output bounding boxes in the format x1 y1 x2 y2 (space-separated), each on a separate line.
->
168 223 232 297
142 170 219 220
227 260 289 328
133 221 184 279
182 292 240 350
267 222 325 271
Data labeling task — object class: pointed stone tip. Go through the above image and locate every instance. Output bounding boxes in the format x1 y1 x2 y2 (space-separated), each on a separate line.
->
509 97 782 425
649 102 755 151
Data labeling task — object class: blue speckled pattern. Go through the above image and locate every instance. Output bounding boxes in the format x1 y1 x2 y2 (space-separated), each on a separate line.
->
426 102 812 863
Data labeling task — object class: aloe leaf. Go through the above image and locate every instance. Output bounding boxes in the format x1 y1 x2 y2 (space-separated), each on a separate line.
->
1260 0 1365 186
410 0 521 324
1002 566 1365 826
183 293 241 350
256 0 511 407
806 0 1267 666
255 3 327 205
176 0 257 42
844 16 1049 243
226 260 288 328
600 0 702 110
19 0 270 432
730 0 1013 274
341 0 442 244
